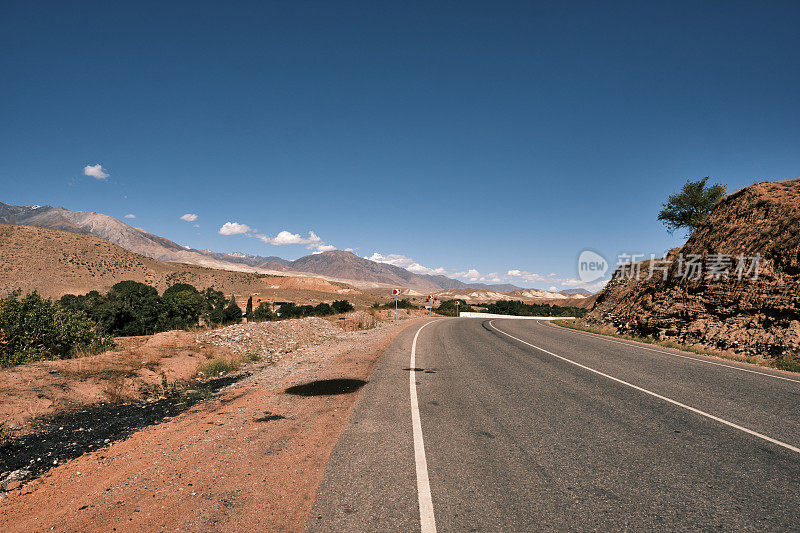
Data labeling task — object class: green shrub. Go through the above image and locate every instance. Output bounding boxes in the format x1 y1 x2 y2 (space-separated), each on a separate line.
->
0 290 114 367
314 302 334 316
252 302 275 321
774 355 800 373
222 296 243 325
201 357 239 377
435 299 474 317
381 299 418 310
486 300 587 318
332 300 355 313
244 349 262 362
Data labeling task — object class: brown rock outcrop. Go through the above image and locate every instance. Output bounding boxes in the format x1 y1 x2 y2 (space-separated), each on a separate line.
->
589 178 800 358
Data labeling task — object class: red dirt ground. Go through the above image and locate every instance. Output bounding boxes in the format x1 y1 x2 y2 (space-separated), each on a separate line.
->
0 319 423 532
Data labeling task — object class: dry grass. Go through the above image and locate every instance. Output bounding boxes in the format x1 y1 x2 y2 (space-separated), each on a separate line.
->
243 349 263 363
102 376 131 404
139 342 178 369
552 320 800 373
66 354 138 381
0 421 16 445
69 346 98 360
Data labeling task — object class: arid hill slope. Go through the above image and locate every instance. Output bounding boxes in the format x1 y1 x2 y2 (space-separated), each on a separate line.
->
289 250 471 291
0 224 360 302
589 178 800 358
0 203 517 291
0 203 267 273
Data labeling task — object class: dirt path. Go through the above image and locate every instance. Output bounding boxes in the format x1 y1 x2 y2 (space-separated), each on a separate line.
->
0 318 423 532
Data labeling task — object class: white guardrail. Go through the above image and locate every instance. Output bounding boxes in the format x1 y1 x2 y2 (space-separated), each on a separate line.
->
457 312 576 320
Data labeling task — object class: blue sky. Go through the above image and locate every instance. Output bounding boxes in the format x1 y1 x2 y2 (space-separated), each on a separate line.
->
2 1 799 290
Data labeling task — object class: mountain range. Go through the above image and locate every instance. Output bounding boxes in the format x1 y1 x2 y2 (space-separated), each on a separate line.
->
0 202 533 292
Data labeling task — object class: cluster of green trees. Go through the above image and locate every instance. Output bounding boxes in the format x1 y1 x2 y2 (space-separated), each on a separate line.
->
0 290 115 367
1 280 358 368
372 299 419 310
275 299 354 319
60 282 358 335
485 300 588 318
59 281 243 336
434 299 474 317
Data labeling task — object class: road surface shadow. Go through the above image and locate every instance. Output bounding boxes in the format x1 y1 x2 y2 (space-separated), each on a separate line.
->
284 378 367 396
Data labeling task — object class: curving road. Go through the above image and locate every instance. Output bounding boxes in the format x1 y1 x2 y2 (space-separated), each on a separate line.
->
309 318 800 531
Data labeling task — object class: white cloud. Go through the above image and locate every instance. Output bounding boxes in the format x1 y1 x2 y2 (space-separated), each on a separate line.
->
465 269 481 281
180 213 198 222
344 247 356 252
368 253 415 268
370 251 492 282
218 222 251 235
84 164 109 180
124 214 136 219
485 272 502 282
260 230 321 246
406 263 448 275
549 286 559 291
452 269 482 281
506 269 549 283
558 277 609 292
255 229 334 252
368 252 451 276
271 230 307 245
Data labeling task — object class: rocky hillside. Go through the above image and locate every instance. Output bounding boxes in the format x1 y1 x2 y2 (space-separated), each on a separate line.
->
588 178 800 359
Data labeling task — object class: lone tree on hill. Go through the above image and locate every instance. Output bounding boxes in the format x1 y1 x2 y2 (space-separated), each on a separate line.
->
658 177 726 236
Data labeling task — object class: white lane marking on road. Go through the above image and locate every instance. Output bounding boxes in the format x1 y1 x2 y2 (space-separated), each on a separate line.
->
544 321 800 384
489 321 800 455
411 321 438 533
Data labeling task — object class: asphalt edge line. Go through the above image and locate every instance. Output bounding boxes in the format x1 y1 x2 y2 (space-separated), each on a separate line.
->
544 321 800 384
489 320 800 455
411 320 438 533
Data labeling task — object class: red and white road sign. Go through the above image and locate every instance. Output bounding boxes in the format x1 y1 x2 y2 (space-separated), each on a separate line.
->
392 289 401 296
427 295 433 300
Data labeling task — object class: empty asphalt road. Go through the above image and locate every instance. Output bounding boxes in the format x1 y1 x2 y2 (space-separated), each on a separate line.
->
309 318 800 531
